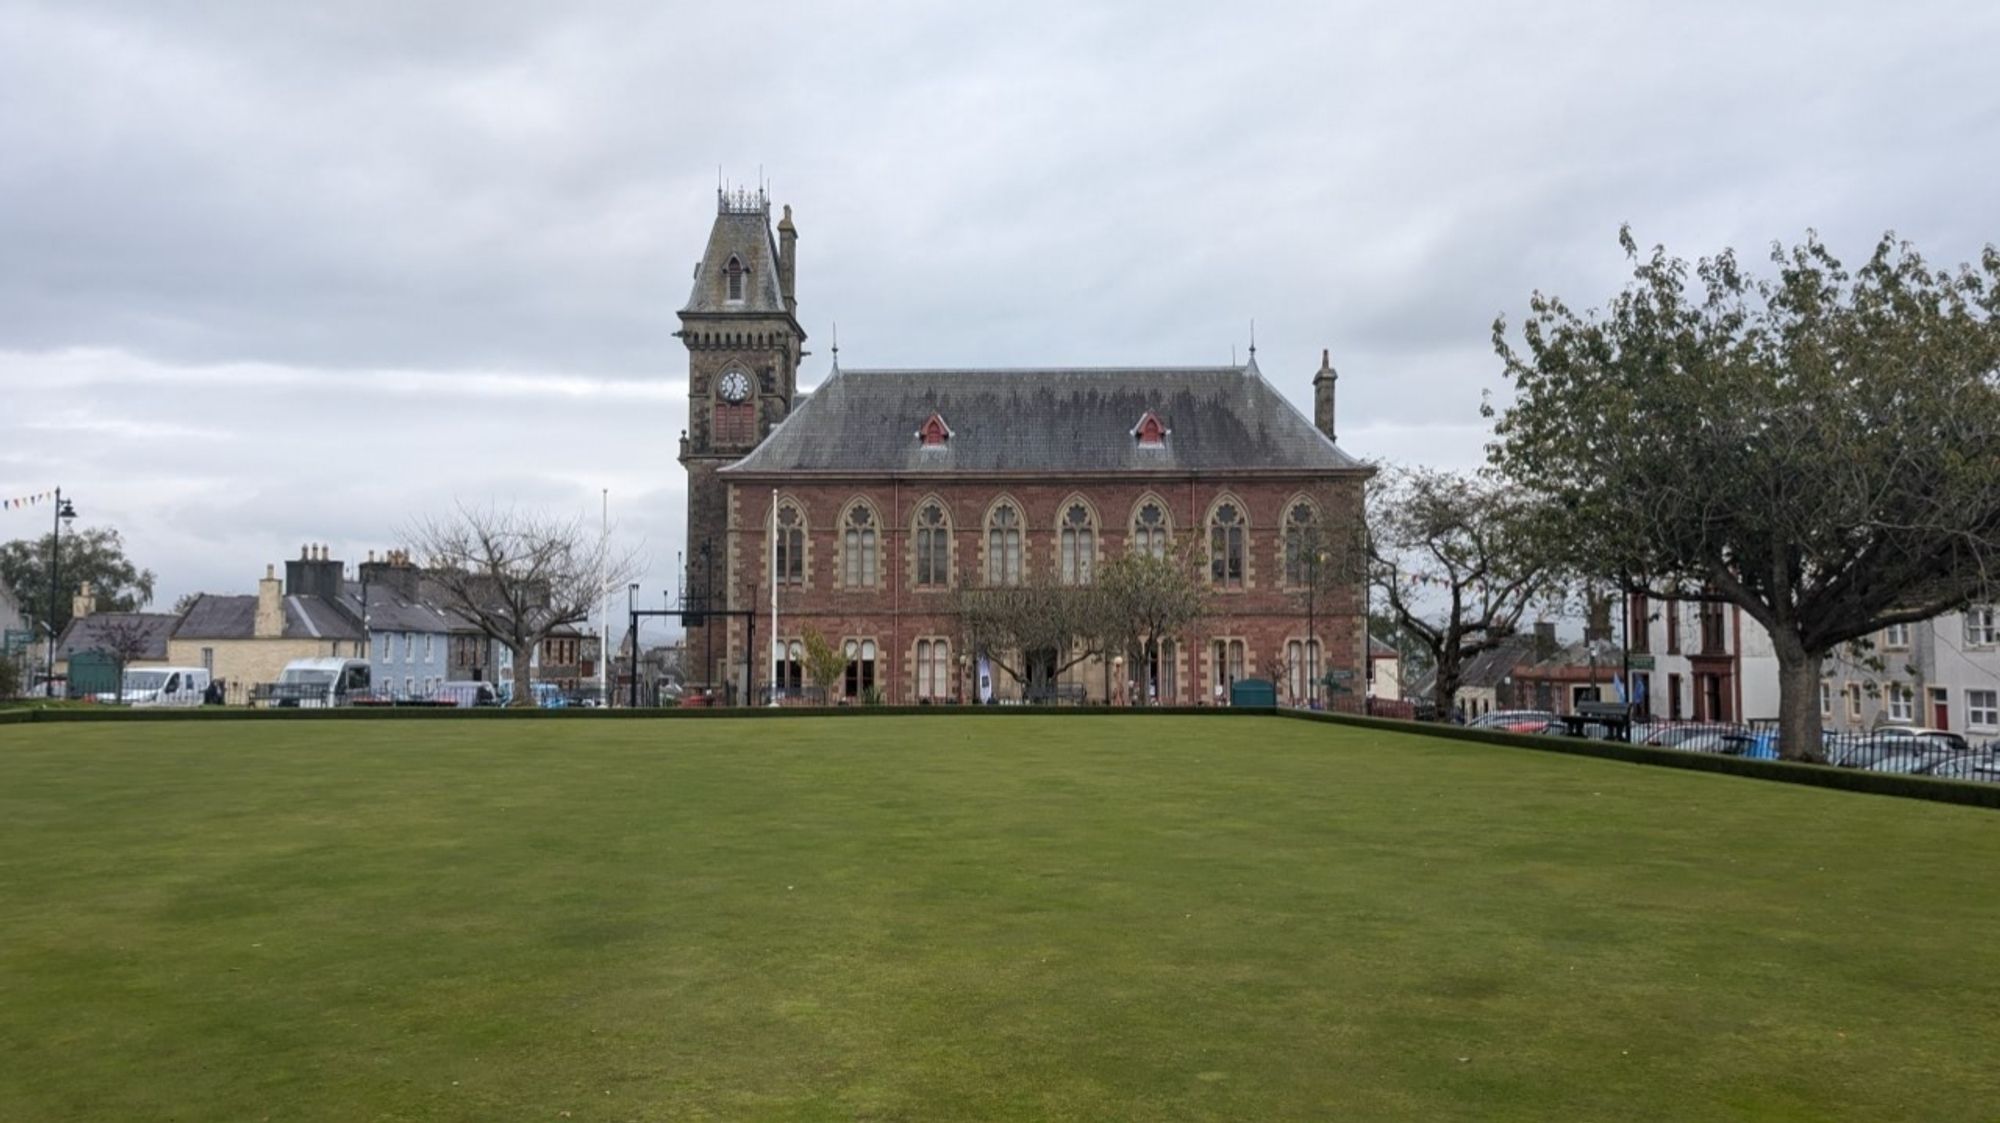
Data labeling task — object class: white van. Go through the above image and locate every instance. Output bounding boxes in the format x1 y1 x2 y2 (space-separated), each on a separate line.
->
105 667 211 707
270 658 372 708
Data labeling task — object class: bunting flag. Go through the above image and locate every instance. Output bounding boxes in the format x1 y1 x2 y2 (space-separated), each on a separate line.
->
3 490 56 511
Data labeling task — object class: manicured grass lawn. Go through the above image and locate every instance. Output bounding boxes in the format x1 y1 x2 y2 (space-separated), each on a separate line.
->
2 716 1997 1121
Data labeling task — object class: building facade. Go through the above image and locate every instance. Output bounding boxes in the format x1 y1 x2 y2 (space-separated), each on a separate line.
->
1623 595 1781 723
1821 607 2000 738
678 193 1371 704
169 550 366 694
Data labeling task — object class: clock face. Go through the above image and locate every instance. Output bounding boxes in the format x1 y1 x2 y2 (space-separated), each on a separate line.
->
718 370 751 403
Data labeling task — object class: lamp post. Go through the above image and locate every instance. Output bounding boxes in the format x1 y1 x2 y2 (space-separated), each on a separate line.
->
44 488 77 693
1112 654 1124 707
627 582 640 709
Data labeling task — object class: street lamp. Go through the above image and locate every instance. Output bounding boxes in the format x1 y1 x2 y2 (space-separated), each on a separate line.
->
1112 654 1125 707
627 582 640 708
45 489 77 693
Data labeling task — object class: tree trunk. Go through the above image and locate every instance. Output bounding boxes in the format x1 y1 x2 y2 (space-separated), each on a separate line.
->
1429 651 1460 719
1772 635 1824 762
510 641 535 708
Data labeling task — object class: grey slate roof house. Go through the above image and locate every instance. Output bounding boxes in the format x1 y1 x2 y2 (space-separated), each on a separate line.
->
54 612 179 667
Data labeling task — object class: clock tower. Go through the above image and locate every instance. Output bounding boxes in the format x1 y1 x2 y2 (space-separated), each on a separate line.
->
676 188 804 685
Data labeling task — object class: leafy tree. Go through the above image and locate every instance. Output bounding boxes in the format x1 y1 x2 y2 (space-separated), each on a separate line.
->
408 505 642 708
0 526 156 640
172 592 202 615
1096 543 1208 706
799 629 851 702
1368 466 1562 716
1490 229 2000 759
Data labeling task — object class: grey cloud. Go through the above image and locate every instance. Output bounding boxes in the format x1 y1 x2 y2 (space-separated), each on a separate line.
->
3 0 1997 623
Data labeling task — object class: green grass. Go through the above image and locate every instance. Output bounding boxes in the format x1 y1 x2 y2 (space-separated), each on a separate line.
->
2 717 1997 1121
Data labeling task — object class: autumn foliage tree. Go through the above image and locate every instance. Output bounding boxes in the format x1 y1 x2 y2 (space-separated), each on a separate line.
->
1490 229 2000 759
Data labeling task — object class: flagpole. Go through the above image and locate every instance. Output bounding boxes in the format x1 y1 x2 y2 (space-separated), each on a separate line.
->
768 488 781 707
600 487 610 706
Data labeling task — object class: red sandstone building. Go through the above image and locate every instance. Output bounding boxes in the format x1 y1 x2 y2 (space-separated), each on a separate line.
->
677 191 1371 703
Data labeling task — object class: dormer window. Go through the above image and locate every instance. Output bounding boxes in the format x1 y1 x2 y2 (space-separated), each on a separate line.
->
1132 410 1169 447
725 256 745 302
917 412 953 448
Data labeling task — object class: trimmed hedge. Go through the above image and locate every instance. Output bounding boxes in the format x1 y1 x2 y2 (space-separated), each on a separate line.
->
3 704 1250 724
6 702 1993 811
1280 708 2000 811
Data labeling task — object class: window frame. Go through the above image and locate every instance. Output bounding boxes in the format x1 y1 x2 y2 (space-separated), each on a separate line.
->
1131 498 1171 559
1058 498 1097 585
840 501 880 589
1208 498 1247 589
1967 688 1999 731
985 499 1024 586
1282 498 1319 588
914 500 951 589
774 500 806 585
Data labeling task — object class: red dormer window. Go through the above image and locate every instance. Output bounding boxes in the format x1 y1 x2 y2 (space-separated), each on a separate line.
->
917 413 953 447
1132 410 1169 447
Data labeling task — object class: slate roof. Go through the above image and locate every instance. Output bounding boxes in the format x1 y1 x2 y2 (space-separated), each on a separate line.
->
55 613 178 662
721 361 1366 475
1408 634 1539 699
682 202 788 315
173 593 364 641
339 581 454 633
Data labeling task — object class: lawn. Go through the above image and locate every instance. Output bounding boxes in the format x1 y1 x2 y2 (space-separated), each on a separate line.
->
1 716 1996 1121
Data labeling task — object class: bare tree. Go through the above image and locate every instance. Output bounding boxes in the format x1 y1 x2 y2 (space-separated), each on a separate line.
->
1369 466 1562 716
92 616 159 700
954 567 1109 701
407 505 642 707
1096 542 1208 706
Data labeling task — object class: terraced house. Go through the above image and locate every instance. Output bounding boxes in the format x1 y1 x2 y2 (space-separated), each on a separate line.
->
677 190 1372 703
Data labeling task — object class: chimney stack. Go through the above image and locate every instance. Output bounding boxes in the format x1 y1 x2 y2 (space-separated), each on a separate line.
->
255 564 284 638
1533 620 1558 661
1313 348 1339 442
776 204 798 316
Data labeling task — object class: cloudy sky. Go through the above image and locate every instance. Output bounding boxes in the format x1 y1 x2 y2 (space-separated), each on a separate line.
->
3 0 1995 627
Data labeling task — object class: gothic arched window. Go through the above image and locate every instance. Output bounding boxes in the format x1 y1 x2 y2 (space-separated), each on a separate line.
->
1059 501 1096 585
986 501 1023 586
1132 500 1170 559
725 256 746 302
1283 500 1319 587
915 501 951 588
842 503 879 588
1209 500 1245 588
774 501 805 585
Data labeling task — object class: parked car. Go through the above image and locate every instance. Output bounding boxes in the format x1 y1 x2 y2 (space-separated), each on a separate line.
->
1925 755 2000 783
494 681 568 709
264 658 372 708
97 666 210 707
1468 710 1558 734
1639 723 1742 749
429 681 499 708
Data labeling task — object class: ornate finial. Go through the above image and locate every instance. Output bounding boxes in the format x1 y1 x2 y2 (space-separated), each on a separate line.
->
831 321 840 367
1248 319 1256 357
